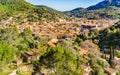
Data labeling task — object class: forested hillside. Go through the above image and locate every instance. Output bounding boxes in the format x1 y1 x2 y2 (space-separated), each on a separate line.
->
77 21 120 49
65 0 120 19
0 0 68 23
65 6 120 19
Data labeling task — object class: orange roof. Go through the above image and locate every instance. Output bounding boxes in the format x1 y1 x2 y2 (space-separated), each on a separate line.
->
47 39 58 47
79 48 88 55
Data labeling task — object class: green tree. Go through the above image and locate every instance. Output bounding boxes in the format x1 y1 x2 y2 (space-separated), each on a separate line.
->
0 26 20 46
0 41 15 71
18 28 34 50
40 46 82 75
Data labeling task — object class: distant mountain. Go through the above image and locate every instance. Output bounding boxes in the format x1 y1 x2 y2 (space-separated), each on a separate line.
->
0 0 68 24
87 0 110 10
65 0 120 19
64 7 85 17
87 0 120 10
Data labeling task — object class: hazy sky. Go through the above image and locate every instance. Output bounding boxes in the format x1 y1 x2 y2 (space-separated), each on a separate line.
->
27 0 103 11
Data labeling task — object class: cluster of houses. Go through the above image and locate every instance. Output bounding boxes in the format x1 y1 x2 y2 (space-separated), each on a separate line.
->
0 17 118 41
15 18 118 41
0 16 117 41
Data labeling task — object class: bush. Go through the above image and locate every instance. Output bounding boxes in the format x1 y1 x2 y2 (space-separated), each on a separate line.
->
97 59 108 68
92 64 107 75
0 41 15 70
117 51 120 58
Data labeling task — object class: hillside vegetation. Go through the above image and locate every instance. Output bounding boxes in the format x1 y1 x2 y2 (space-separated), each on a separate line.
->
65 0 120 19
0 0 68 23
65 6 120 19
77 21 120 49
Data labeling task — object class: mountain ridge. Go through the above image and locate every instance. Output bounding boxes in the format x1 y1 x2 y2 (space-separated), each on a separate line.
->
87 0 120 10
64 0 120 19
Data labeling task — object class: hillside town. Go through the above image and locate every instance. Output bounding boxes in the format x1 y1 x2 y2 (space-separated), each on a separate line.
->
0 0 120 75
0 18 116 40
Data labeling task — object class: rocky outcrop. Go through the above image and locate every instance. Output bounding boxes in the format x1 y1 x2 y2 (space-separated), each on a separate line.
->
104 68 116 75
21 49 40 63
17 64 34 72
9 64 34 75
9 70 17 75
112 58 120 72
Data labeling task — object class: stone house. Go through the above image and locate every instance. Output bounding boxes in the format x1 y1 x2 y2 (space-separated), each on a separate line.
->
21 49 40 63
13 57 23 66
104 68 116 75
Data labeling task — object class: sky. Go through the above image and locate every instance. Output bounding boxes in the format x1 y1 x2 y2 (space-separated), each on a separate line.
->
26 0 103 11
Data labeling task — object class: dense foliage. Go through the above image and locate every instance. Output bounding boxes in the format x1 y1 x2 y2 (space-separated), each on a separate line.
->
0 41 15 70
0 26 42 71
40 46 82 75
76 21 120 66
76 21 120 49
